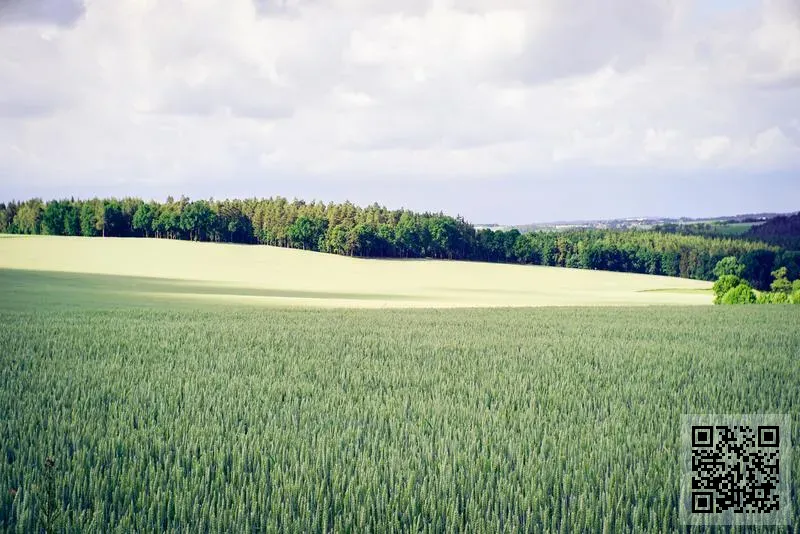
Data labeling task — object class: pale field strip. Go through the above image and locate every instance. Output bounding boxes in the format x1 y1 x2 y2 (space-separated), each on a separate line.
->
0 235 713 308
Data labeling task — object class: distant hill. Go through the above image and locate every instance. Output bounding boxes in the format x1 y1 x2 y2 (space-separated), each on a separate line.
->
745 212 800 250
503 212 786 233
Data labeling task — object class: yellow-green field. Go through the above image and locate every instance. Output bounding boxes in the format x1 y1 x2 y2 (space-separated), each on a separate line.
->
0 235 712 307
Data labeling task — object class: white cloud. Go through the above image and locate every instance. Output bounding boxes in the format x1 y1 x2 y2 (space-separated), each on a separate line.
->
643 128 681 157
747 126 800 169
695 136 732 161
0 0 798 191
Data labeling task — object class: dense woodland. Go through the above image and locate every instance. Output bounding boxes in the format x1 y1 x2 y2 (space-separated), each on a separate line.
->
746 212 800 250
655 212 800 250
2 197 798 289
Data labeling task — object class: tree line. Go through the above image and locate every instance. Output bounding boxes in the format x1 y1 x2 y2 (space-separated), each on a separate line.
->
711 257 800 304
1 197 797 289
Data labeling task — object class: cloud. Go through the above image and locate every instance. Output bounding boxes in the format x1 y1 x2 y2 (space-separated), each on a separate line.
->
154 71 295 119
695 136 732 161
511 0 675 84
0 0 798 193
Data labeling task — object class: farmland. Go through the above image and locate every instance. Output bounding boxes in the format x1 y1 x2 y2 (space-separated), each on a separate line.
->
1 237 798 532
0 235 713 307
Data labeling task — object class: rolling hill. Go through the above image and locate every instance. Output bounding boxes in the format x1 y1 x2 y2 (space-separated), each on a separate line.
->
0 235 712 308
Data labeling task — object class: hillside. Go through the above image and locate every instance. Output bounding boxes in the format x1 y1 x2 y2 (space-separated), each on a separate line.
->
0 235 712 308
746 212 800 249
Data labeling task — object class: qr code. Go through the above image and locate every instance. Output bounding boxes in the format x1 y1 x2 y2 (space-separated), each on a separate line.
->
681 414 792 526
691 425 780 513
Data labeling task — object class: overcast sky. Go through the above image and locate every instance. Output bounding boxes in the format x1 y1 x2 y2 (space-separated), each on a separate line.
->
0 0 798 223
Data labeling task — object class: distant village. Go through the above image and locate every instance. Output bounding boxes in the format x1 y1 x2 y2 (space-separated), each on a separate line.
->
476 212 780 233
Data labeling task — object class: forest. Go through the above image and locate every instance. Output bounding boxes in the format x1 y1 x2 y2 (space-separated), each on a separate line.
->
746 212 800 250
1 197 798 290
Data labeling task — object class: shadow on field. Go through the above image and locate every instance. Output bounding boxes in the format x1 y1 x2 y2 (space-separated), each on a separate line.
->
0 268 422 310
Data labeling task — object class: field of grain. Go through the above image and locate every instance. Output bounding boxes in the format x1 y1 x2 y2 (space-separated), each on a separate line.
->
0 235 712 307
3 235 795 532
1 287 798 531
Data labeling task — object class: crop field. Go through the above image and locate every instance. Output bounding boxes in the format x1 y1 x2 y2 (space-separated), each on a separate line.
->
1 255 799 532
1 237 797 532
710 222 760 236
0 235 713 308
702 222 763 237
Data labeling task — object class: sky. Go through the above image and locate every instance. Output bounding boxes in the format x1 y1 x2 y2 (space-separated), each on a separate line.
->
0 0 798 224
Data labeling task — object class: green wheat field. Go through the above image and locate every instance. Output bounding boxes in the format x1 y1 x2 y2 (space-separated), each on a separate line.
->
1 238 798 532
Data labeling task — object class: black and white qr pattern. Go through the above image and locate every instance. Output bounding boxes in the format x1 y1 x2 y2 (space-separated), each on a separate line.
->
691 424 781 514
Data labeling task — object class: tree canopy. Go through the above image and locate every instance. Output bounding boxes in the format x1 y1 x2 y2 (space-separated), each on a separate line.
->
720 283 757 305
712 257 800 305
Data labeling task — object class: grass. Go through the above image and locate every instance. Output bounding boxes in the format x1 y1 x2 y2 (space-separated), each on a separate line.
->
709 222 760 236
0 235 713 307
1 236 796 531
1 285 798 531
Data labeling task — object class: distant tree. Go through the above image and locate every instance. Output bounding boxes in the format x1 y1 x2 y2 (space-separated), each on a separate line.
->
154 208 180 239
216 202 252 243
102 199 124 237
513 234 541 265
63 202 81 236
427 217 464 259
579 243 604 270
41 201 67 235
325 224 349 255
713 256 745 278
348 223 379 256
776 251 800 281
502 229 521 263
769 267 792 294
636 248 658 275
740 250 776 290
0 203 9 233
119 198 142 236
376 223 396 256
720 283 756 304
394 213 421 258
13 200 43 235
180 201 216 241
287 216 327 251
94 200 107 237
712 275 743 304
79 201 99 236
660 251 681 277
132 203 157 238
